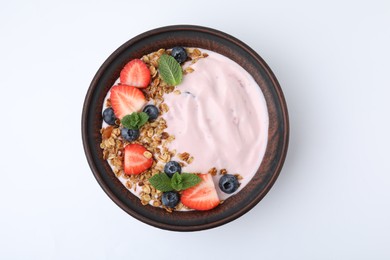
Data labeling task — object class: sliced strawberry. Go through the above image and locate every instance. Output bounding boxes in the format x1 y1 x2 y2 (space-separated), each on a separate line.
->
110 84 146 119
120 59 151 88
181 173 220 211
124 144 153 175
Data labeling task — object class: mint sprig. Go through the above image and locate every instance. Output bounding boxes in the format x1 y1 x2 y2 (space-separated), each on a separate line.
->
148 172 172 192
121 112 149 129
171 172 183 191
175 173 202 190
158 54 183 86
149 172 201 192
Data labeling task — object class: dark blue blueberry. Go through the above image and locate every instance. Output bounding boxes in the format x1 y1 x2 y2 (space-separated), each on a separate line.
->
102 107 117 125
121 128 140 142
219 174 239 194
143 105 159 121
164 161 181 178
161 191 180 208
171 46 187 63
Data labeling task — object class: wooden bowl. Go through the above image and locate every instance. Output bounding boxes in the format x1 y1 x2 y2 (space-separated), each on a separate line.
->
82 25 289 231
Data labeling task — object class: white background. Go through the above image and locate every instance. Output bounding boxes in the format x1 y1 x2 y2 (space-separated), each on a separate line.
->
1 0 389 259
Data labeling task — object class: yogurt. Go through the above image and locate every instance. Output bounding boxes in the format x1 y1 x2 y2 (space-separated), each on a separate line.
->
162 50 268 200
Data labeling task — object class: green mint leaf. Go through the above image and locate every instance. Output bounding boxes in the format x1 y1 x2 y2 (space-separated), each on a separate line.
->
181 173 202 190
149 172 173 192
171 172 183 191
121 113 138 129
133 112 140 123
158 54 183 86
137 112 149 128
121 112 149 129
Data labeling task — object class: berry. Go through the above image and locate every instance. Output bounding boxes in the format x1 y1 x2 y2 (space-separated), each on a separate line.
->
164 161 181 178
161 191 180 208
171 47 187 63
102 107 117 125
219 174 239 194
120 59 151 88
121 128 140 142
143 105 159 121
181 174 220 211
110 85 146 119
124 144 153 175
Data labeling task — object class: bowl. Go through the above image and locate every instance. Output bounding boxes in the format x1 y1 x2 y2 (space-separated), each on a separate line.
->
82 25 289 231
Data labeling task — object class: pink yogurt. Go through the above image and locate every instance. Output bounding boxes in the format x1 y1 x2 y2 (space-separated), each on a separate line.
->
162 49 268 200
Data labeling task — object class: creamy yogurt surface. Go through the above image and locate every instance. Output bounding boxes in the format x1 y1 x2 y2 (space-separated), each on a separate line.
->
162 49 269 200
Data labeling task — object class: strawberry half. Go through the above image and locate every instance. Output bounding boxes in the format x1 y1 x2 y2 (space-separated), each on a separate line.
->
181 174 220 211
120 59 151 88
124 144 153 175
110 85 146 119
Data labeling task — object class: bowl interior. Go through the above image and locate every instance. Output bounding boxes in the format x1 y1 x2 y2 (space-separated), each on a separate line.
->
82 25 289 231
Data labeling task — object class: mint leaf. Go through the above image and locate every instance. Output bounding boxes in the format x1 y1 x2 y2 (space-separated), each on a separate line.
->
149 172 201 192
158 54 183 86
121 112 149 129
171 172 183 191
138 112 149 128
133 113 140 124
181 173 201 190
121 113 138 129
149 173 173 192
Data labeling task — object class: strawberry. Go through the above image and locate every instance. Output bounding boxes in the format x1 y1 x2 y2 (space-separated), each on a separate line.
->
124 144 153 175
181 173 220 211
110 85 146 119
120 59 151 88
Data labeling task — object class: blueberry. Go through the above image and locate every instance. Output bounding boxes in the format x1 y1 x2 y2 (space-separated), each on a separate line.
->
171 46 187 63
164 161 181 178
143 105 159 121
121 128 140 142
161 191 180 208
219 174 239 194
102 107 117 125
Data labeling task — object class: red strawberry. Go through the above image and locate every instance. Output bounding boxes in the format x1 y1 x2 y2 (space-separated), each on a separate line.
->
124 144 153 175
181 174 220 211
120 59 151 88
110 84 146 119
